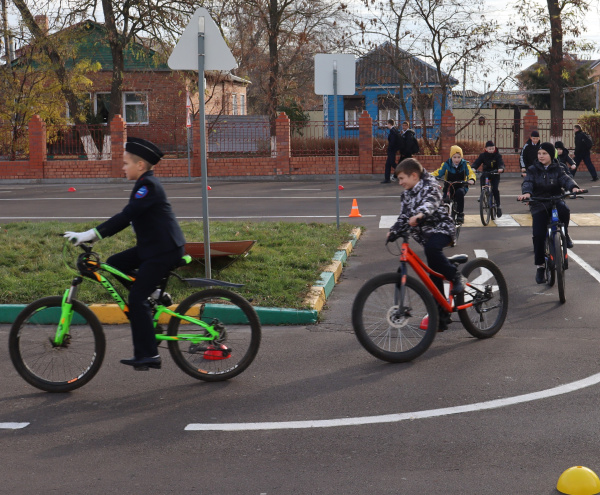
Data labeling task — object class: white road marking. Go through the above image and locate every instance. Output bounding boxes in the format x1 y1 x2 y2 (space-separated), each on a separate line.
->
0 215 376 220
185 372 600 431
493 216 520 227
379 215 397 229
568 249 600 284
572 240 600 245
280 188 322 191
0 423 29 429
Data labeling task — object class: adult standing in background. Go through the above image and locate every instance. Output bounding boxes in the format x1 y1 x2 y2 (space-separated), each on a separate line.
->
382 120 400 183
573 124 599 181
399 121 419 162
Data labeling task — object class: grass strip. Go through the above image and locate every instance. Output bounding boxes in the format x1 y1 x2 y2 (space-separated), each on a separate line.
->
0 221 357 309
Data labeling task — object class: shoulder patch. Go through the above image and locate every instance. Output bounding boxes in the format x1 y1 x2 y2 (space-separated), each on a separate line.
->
135 185 148 199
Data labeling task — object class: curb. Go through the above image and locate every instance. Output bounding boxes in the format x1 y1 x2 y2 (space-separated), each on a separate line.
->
0 228 362 326
303 227 362 312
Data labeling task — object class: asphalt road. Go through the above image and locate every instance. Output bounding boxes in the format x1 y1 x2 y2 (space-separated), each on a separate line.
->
2 174 600 494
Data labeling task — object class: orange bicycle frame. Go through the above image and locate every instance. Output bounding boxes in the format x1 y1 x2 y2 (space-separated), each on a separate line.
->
399 242 472 313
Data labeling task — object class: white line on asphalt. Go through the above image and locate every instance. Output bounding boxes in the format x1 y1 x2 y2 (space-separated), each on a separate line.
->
0 215 377 220
572 240 600 244
280 188 322 191
567 249 600 284
0 423 29 429
185 372 600 431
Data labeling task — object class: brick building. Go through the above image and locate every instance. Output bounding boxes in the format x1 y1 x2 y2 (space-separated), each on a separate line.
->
8 17 249 154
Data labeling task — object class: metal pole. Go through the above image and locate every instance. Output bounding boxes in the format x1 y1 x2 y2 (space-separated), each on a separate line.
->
198 16 212 278
333 60 340 229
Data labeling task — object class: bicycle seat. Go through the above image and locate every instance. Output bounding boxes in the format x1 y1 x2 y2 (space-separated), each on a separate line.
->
448 254 468 265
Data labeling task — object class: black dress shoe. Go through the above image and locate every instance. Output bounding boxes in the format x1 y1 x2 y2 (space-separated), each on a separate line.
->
496 206 502 217
120 356 161 371
535 267 546 284
566 235 574 249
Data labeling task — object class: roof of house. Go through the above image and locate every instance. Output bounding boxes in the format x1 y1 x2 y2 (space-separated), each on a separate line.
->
452 89 480 98
520 57 600 75
356 42 459 88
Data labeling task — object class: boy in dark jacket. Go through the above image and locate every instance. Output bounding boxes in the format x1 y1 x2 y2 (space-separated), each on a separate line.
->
472 140 505 217
518 142 584 284
64 137 186 370
431 145 476 223
399 121 419 161
520 130 541 177
554 141 575 177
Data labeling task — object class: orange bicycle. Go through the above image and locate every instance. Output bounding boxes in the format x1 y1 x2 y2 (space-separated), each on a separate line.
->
352 226 508 363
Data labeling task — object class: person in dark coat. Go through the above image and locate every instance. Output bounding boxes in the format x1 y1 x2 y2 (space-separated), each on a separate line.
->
520 130 541 177
472 140 505 217
382 119 400 183
399 121 419 161
573 124 598 181
518 142 584 284
554 141 576 177
64 137 186 370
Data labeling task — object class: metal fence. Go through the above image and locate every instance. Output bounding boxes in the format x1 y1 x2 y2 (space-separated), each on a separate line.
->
47 124 111 160
291 120 359 156
206 117 272 157
127 124 190 159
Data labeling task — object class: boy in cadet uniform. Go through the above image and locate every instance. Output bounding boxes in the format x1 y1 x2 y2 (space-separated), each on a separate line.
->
64 137 186 370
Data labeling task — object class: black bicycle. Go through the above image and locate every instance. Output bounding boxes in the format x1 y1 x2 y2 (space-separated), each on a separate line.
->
478 171 501 226
437 179 469 243
519 191 587 303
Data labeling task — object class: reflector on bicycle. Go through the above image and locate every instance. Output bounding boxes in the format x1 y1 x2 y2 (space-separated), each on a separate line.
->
204 344 231 361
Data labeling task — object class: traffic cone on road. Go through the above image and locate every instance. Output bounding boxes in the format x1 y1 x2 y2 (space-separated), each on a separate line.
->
348 199 362 218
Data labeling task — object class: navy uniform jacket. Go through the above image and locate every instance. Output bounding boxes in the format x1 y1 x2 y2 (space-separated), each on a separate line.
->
96 170 186 259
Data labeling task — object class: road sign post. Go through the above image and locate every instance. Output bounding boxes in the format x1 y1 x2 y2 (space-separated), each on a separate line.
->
314 54 355 229
169 8 237 278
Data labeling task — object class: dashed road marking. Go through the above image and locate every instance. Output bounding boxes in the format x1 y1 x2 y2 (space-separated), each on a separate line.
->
380 214 600 228
0 423 29 429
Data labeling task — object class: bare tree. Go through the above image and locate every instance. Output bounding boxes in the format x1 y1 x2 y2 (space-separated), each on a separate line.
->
505 0 595 139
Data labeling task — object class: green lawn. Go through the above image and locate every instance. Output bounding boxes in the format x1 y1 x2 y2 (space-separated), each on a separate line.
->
0 221 359 308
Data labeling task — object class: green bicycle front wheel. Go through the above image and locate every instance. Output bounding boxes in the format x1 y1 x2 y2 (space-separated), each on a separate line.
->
8 296 106 393
167 289 261 382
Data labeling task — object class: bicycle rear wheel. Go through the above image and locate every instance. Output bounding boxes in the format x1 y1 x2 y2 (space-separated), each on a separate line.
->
352 273 438 363
456 258 508 339
479 189 491 226
8 296 105 392
167 289 261 382
554 233 566 303
545 235 556 287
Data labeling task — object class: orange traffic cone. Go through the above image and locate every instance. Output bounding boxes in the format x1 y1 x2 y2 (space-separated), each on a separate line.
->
348 198 362 218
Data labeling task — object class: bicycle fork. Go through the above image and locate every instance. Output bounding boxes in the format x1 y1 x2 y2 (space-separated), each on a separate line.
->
52 277 83 347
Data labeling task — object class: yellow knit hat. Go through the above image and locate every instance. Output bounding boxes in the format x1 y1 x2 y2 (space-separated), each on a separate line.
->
449 145 463 158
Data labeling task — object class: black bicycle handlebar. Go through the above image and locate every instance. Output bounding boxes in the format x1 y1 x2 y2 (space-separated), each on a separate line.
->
517 190 588 202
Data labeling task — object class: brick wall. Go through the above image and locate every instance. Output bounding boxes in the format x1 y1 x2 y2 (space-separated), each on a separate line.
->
2 112 597 181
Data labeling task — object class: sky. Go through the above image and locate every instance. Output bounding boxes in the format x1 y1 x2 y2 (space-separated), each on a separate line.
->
4 0 600 94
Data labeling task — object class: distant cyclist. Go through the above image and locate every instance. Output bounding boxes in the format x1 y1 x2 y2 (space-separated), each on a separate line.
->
517 142 584 284
520 130 541 177
555 141 576 177
472 140 505 217
431 145 476 224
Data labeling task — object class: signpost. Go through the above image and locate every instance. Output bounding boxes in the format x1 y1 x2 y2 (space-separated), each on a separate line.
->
314 54 355 228
168 8 238 278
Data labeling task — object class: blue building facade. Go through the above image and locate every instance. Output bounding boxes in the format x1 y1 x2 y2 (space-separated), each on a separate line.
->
322 43 458 141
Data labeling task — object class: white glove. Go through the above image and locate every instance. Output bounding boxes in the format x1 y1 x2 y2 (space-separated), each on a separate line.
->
64 229 98 246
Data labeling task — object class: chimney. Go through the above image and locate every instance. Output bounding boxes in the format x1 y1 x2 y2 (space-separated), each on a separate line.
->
34 15 49 34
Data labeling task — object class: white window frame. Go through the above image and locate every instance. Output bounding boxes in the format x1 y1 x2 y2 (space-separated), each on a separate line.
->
378 109 398 127
232 93 238 115
123 92 149 125
344 109 360 128
240 94 246 115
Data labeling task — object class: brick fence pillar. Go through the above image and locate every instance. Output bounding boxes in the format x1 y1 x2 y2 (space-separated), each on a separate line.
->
275 112 291 174
358 110 373 174
110 114 126 177
522 108 539 141
440 109 455 160
28 115 46 179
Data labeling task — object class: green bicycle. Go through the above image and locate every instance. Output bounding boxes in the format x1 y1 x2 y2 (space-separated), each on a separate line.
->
8 240 262 393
